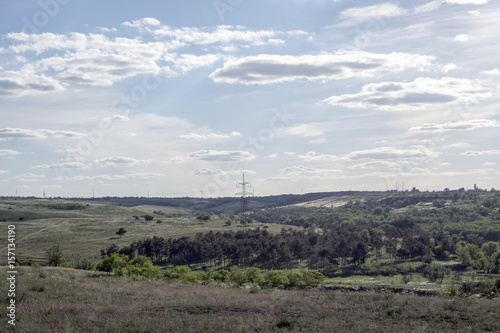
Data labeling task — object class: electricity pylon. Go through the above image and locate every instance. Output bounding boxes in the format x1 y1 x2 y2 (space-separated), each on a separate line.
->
236 173 252 224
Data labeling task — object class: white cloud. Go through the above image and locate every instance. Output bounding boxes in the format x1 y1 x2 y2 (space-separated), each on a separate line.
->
0 128 84 140
6 32 171 86
325 77 490 111
442 142 470 148
174 54 221 73
10 173 45 182
307 138 328 144
193 168 223 175
409 119 499 132
152 25 277 45
481 68 499 75
461 150 500 156
94 157 150 167
346 146 440 160
0 149 21 156
276 123 330 138
443 63 458 72
338 2 407 25
70 173 164 181
98 27 117 33
444 0 489 4
210 51 435 85
188 150 256 162
348 161 399 169
104 115 129 122
298 151 339 162
0 67 64 97
414 1 443 13
281 165 342 177
179 131 240 140
122 17 161 28
33 162 90 169
455 34 471 41
193 168 255 176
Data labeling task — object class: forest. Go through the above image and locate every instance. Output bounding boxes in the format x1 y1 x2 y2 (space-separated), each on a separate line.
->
102 190 500 278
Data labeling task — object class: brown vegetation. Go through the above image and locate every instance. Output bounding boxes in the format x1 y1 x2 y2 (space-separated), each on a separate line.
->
2 266 499 332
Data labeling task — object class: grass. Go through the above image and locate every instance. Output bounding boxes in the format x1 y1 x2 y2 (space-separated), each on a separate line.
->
0 198 298 265
1 266 499 332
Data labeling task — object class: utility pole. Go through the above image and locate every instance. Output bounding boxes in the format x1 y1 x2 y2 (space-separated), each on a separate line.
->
236 173 252 225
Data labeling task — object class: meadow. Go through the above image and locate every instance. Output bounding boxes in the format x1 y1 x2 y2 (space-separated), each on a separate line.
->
1 266 499 332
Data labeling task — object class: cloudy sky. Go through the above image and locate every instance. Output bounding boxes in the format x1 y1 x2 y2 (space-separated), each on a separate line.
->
0 0 499 197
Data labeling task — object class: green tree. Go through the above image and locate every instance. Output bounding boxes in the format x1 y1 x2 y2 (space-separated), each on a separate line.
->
474 256 489 273
98 253 128 275
424 263 449 283
116 227 127 238
263 271 289 288
481 242 499 258
46 243 65 267
123 255 161 279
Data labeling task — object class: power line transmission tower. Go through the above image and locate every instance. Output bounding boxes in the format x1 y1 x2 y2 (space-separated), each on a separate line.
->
236 173 252 225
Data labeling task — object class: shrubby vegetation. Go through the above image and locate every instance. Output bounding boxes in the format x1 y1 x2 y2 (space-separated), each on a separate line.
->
96 253 325 289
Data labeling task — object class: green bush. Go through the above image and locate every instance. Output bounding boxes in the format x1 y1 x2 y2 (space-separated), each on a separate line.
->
262 271 289 289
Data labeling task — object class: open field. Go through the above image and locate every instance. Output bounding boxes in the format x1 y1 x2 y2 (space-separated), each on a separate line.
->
1 266 499 332
0 198 296 264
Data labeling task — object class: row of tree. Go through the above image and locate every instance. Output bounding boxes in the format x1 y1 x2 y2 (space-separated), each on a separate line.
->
103 223 500 272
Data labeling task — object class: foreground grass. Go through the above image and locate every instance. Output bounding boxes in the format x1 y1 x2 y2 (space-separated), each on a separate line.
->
1 267 499 332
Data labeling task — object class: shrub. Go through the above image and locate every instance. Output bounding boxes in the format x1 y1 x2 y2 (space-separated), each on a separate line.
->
97 253 128 275
262 271 289 289
46 244 65 267
424 263 449 283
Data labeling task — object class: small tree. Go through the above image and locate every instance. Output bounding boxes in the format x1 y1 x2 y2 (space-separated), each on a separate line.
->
98 253 128 275
46 243 65 267
143 215 154 222
425 263 449 283
116 227 127 238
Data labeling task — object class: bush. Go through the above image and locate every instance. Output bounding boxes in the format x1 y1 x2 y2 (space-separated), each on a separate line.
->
75 258 95 270
262 271 289 289
97 253 128 275
424 263 449 283
228 267 248 286
46 244 65 267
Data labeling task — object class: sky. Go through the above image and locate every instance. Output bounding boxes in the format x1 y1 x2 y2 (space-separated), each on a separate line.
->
0 0 499 198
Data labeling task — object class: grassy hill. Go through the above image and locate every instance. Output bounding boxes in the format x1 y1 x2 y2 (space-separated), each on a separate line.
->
0 198 295 264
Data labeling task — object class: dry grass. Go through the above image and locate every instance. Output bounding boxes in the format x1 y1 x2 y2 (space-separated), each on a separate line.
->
2 266 499 332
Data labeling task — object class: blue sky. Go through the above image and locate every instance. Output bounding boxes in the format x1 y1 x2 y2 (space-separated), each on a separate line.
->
0 0 499 197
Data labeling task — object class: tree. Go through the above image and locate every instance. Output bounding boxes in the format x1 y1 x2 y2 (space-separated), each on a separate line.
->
353 242 368 265
143 215 154 222
46 243 65 267
481 242 499 258
98 253 128 275
116 227 127 238
424 263 449 283
123 255 162 279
